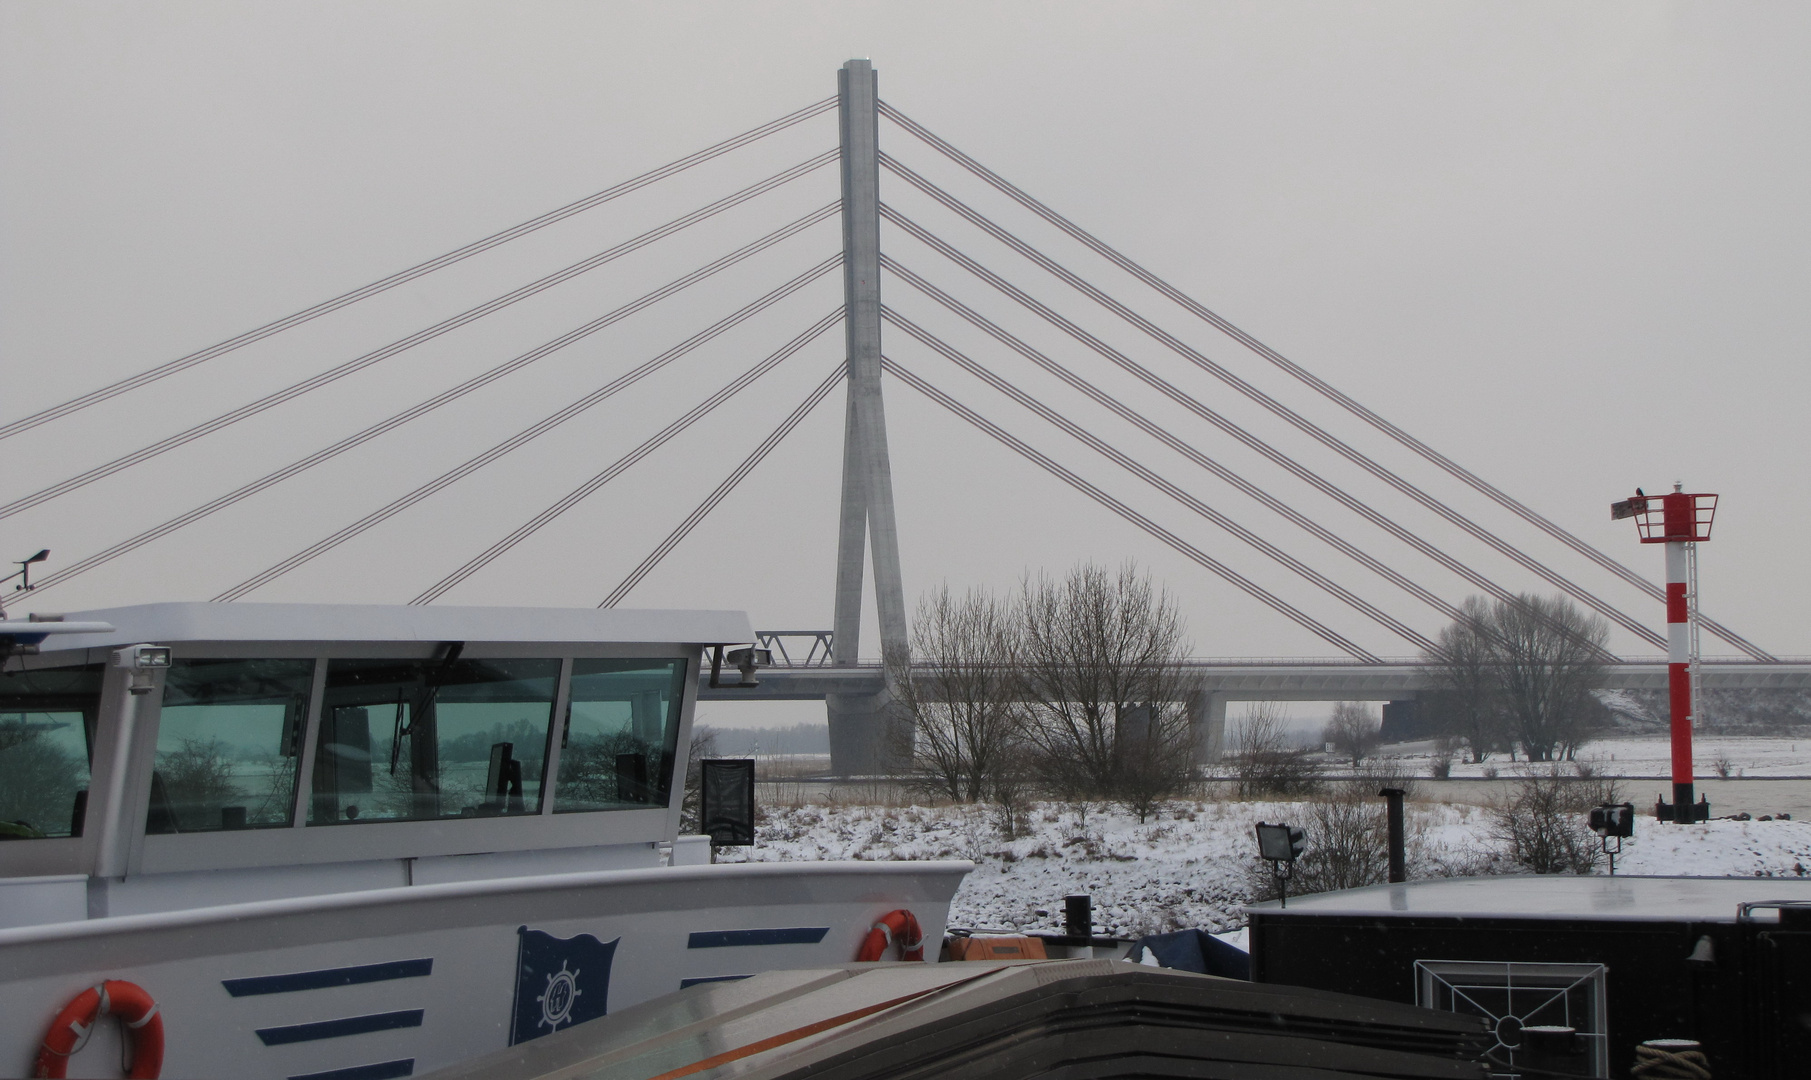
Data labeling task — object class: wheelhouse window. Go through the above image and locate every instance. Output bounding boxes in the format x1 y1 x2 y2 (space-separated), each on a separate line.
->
310 656 559 825
147 659 315 833
0 664 103 840
555 658 687 813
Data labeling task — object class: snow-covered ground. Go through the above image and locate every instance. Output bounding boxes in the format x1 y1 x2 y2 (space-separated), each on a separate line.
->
1321 735 1811 779
718 797 1811 936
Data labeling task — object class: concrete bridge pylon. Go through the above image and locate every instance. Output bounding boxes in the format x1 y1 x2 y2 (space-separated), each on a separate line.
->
827 58 909 775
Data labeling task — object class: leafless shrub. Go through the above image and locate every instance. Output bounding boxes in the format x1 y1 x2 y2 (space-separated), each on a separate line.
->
987 755 1034 840
1323 701 1382 767
1122 905 1193 939
1299 786 1391 893
1357 758 1420 802
1713 753 1734 779
1487 768 1603 874
1228 702 1323 798
1246 784 1390 900
1569 771 1624 812
1429 752 1453 780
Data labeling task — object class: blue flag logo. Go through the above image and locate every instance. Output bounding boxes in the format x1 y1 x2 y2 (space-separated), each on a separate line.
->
510 926 620 1045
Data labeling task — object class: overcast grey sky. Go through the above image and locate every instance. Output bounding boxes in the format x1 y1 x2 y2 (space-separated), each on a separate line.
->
3 3 1806 717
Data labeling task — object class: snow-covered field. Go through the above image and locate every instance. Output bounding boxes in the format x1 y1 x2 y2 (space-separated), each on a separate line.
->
718 797 1811 936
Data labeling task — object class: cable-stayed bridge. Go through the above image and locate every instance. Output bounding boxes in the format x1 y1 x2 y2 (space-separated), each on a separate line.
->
4 61 1805 774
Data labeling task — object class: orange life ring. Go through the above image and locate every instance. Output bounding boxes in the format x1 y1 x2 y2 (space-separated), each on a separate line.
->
34 980 163 1079
855 909 924 962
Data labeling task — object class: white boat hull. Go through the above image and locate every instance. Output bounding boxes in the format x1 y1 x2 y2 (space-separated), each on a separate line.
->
0 859 969 1080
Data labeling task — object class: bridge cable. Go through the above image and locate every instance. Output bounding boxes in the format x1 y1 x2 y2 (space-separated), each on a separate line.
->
882 190 1667 649
880 163 1548 611
879 102 1772 662
0 166 839 523
410 312 843 604
882 308 1439 653
219 291 840 604
600 363 846 608
27 257 842 599
0 96 838 444
886 273 1622 666
884 260 1477 622
880 286 1485 619
881 205 1671 653
883 250 1536 617
881 357 1381 662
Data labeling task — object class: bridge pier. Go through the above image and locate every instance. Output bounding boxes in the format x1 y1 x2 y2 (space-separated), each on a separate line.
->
826 57 910 776
826 689 895 777
1188 689 1229 764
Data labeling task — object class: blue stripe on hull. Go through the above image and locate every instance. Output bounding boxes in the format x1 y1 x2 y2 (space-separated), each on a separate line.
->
687 927 828 948
224 959 434 996
288 1060 414 1080
257 1010 424 1046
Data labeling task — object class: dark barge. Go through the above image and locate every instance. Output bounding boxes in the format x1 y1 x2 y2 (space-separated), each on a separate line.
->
1247 875 1811 1077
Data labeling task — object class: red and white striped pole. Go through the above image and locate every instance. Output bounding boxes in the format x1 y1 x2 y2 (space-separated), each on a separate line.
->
1664 528 1694 821
1613 483 1716 824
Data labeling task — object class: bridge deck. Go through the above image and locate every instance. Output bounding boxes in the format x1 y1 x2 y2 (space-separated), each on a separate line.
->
701 658 1811 700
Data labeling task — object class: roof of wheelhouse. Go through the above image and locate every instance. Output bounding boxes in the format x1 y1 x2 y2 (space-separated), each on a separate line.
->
27 601 753 652
1248 874 1811 923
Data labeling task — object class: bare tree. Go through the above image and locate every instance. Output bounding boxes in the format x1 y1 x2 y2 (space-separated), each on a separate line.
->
1489 594 1610 762
1420 594 1609 763
886 584 1025 805
1016 562 1195 817
1419 596 1507 763
1322 701 1381 767
1228 700 1322 798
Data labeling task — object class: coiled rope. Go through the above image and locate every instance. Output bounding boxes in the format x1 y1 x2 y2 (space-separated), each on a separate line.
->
1631 1040 1711 1079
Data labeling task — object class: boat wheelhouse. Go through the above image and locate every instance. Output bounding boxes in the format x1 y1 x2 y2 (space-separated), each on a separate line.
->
0 603 968 1080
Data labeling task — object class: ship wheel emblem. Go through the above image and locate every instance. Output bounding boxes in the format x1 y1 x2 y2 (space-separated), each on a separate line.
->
537 961 582 1032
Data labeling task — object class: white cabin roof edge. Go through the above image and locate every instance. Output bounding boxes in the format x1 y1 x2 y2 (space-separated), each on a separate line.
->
24 601 754 650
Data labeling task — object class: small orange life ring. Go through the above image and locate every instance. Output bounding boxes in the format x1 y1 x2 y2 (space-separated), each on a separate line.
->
34 980 164 1079
855 909 924 962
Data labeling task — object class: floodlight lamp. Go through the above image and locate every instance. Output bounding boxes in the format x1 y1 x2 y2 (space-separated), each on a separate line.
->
1255 822 1296 863
708 644 772 689
112 643 172 695
726 646 772 687
112 644 172 671
725 646 772 669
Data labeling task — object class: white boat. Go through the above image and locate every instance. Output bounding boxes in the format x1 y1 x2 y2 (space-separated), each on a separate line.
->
0 602 968 1080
